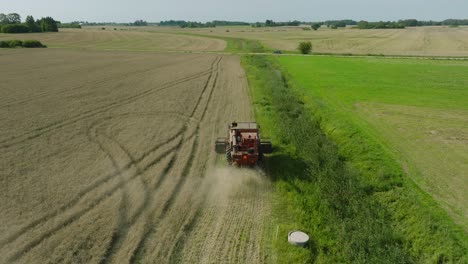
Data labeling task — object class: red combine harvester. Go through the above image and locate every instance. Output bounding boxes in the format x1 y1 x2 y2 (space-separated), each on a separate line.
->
215 122 273 166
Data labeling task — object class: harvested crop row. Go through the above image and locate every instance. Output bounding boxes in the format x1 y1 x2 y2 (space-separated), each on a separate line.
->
0 29 226 52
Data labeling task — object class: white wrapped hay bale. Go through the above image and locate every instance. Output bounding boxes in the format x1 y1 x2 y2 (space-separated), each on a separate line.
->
288 231 309 247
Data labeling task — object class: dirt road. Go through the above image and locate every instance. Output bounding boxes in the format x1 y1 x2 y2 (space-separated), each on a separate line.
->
0 49 271 263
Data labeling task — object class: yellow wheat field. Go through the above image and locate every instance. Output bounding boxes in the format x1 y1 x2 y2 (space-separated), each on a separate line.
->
0 49 270 263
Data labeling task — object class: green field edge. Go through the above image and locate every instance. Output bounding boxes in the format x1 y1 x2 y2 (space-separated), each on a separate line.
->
241 54 467 263
170 32 269 53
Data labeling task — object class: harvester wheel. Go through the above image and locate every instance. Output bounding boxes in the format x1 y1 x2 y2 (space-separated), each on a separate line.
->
215 138 226 154
226 146 232 164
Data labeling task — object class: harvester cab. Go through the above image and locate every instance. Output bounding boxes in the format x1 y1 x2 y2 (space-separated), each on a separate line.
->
215 122 273 166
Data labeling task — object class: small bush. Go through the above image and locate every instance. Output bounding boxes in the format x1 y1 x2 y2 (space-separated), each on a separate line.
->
298 41 312 54
0 40 22 48
0 41 10 48
1 24 30 33
0 39 46 48
22 40 46 48
8 39 23 47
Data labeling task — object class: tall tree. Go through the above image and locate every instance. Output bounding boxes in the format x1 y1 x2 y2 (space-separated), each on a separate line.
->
39 17 58 32
265 20 274 26
7 13 21 24
25 15 39 32
311 23 321 30
0 13 8 24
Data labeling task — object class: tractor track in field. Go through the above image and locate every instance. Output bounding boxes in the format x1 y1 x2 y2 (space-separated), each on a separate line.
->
0 114 186 249
0 63 213 149
102 56 221 264
0 55 203 109
2 56 222 263
4 133 184 262
1 52 271 263
127 56 222 264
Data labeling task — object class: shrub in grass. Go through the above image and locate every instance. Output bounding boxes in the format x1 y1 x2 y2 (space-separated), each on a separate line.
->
0 41 10 48
0 39 46 48
298 41 312 54
8 39 23 47
22 40 46 48
0 40 22 48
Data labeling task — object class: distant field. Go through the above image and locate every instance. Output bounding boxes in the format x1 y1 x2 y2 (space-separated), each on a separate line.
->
174 26 468 56
0 28 226 51
277 56 468 230
2 26 468 56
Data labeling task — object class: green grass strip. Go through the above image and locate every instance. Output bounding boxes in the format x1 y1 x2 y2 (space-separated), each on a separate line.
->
222 37 267 53
174 31 268 53
241 55 467 263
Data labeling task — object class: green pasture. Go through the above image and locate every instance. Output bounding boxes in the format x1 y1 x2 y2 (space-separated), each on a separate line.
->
243 54 467 263
277 56 468 230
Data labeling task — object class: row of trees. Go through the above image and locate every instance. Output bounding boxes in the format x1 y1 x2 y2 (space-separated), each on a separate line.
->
156 18 467 30
132 20 147 26
0 13 58 33
159 20 249 28
252 20 301 27
350 19 468 29
57 22 81 29
357 21 405 29
158 20 217 28
308 19 468 28
324 20 357 27
398 19 468 26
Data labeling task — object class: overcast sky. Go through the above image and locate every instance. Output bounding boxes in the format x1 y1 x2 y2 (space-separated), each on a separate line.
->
1 0 467 23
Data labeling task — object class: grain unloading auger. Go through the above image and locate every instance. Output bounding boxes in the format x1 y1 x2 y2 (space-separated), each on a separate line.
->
215 122 273 166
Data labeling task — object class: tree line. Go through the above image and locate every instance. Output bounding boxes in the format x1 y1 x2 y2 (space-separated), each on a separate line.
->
158 20 250 28
0 13 58 33
357 21 405 29
356 19 468 29
251 20 301 27
159 20 216 28
319 19 468 28
4 14 466 32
